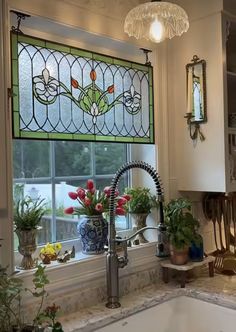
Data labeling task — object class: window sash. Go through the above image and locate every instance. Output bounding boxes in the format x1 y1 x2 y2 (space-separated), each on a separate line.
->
13 141 130 245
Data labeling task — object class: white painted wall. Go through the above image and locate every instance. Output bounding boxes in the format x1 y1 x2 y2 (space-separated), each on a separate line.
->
167 1 227 192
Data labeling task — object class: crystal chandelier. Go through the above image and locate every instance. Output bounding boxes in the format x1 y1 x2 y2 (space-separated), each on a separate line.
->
124 0 189 43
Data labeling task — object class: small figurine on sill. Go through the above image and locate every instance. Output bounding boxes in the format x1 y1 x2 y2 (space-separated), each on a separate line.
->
57 246 75 263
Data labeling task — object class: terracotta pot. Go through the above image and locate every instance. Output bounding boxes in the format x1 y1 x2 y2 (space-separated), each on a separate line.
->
170 244 189 265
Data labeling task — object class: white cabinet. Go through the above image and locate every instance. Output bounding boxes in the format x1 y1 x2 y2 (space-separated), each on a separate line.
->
226 17 236 192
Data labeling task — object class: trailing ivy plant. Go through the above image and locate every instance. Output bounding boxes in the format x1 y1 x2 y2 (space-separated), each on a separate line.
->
0 264 63 331
0 265 23 331
26 264 50 327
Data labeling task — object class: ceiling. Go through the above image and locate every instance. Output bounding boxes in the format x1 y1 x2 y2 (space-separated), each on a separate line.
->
59 0 147 21
10 0 152 60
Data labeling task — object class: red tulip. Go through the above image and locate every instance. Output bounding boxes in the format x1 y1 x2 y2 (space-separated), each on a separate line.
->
122 194 131 202
107 85 114 93
71 77 79 89
104 186 119 197
104 186 111 197
117 197 127 206
64 207 74 214
88 187 95 195
68 192 78 200
115 207 126 216
95 203 103 212
90 69 97 81
86 179 94 190
84 197 91 206
76 187 85 200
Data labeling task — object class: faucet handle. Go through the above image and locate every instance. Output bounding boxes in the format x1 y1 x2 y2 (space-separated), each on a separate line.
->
117 241 128 268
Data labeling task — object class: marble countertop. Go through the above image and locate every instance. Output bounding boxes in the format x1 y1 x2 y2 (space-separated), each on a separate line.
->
60 272 236 332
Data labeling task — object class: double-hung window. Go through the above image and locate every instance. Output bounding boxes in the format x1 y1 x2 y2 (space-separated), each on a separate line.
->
11 27 154 263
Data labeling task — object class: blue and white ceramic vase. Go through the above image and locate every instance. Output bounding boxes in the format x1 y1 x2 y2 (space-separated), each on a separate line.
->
77 215 108 254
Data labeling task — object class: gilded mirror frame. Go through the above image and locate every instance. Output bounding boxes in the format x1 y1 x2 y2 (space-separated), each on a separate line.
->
185 55 207 141
186 55 207 123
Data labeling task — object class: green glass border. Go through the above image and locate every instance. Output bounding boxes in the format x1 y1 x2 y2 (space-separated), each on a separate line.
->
15 131 154 144
11 32 155 144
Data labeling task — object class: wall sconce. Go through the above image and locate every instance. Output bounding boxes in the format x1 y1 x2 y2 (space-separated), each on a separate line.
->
124 0 189 43
185 55 207 141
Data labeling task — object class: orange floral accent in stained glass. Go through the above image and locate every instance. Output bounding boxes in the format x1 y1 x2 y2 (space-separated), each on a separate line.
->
107 85 114 93
90 69 97 81
71 77 79 89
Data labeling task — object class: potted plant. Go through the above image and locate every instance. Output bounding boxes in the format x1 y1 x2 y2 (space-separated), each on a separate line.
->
125 187 157 244
165 197 200 265
64 179 127 254
14 196 46 270
0 264 63 331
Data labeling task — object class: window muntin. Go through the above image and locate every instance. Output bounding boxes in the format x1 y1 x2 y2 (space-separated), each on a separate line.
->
13 140 129 248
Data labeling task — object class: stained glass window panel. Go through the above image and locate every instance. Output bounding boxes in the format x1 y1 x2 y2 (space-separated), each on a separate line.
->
11 33 154 143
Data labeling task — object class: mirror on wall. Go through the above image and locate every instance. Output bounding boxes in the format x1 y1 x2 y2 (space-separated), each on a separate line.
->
185 55 207 141
186 55 207 123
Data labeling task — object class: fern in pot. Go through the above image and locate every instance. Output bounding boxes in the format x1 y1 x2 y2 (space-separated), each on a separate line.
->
125 187 157 245
165 198 200 265
14 196 46 270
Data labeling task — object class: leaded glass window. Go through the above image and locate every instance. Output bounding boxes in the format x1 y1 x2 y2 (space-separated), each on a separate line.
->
11 33 154 143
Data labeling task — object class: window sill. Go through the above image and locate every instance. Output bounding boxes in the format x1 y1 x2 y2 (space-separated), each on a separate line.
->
16 241 160 295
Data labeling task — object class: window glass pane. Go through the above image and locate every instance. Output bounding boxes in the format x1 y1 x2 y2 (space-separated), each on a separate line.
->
13 182 52 248
55 180 81 242
95 143 127 175
96 177 127 194
13 140 50 178
55 141 91 176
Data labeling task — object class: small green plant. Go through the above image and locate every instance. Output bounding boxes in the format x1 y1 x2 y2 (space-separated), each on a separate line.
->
164 197 199 249
0 264 63 331
125 187 157 214
37 303 64 331
14 196 46 231
27 264 50 326
0 265 23 330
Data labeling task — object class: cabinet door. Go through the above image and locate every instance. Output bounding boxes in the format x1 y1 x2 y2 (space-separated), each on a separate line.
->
226 16 236 192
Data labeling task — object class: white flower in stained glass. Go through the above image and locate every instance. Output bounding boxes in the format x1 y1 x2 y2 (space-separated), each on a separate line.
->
90 102 99 116
33 68 60 104
91 102 99 124
124 85 141 114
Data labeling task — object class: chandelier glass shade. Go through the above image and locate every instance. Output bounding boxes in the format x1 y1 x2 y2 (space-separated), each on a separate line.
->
124 1 189 43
